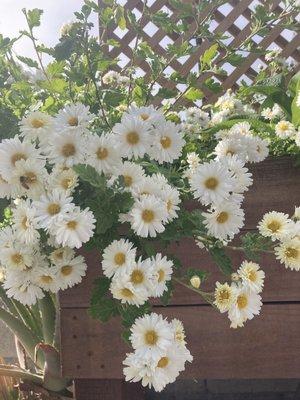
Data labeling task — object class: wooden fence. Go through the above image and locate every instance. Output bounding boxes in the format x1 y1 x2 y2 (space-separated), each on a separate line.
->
98 0 300 105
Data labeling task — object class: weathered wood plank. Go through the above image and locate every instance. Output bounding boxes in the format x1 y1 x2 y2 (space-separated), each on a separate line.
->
60 304 300 379
59 158 300 309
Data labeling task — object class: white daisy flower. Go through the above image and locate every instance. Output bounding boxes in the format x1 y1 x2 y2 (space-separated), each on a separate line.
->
12 200 40 245
0 226 16 249
148 121 185 164
11 158 48 199
159 185 181 222
113 115 151 159
189 160 235 206
171 319 186 346
49 247 75 265
130 194 168 238
126 105 165 128
56 254 87 289
261 104 283 120
214 282 235 313
203 202 244 241
228 285 262 329
4 272 45 305
19 111 54 142
55 103 93 132
275 237 300 271
49 165 79 194
53 207 95 248
221 156 253 194
185 107 209 128
110 273 149 306
102 238 137 278
132 176 162 199
230 122 251 136
150 173 169 189
246 136 269 163
0 137 44 182
258 211 292 241
275 120 296 139
0 174 12 199
1 244 34 270
114 161 145 191
33 190 75 231
214 137 246 162
34 266 61 293
237 261 265 293
148 253 173 297
46 130 86 167
86 133 122 175
130 313 174 360
186 152 200 172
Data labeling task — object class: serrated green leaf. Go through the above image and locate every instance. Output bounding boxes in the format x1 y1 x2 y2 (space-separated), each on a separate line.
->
24 8 43 29
17 56 39 69
201 44 218 68
115 6 126 30
209 247 232 276
184 87 204 101
73 164 107 188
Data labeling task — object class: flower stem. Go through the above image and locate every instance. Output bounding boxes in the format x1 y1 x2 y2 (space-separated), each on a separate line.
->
173 277 215 307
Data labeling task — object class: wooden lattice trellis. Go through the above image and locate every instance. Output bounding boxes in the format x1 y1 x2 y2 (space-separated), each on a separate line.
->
98 0 300 105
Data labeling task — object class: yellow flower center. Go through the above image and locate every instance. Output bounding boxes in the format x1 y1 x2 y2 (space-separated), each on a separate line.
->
140 113 149 121
216 211 229 224
21 217 28 230
61 178 72 190
126 131 139 145
218 289 230 303
142 209 154 223
247 270 257 282
160 136 171 149
279 121 288 131
157 356 169 368
41 275 53 283
62 143 76 157
285 247 298 259
11 253 23 265
267 220 281 233
21 172 38 186
96 147 108 160
237 294 248 309
121 288 134 298
158 269 165 283
11 153 27 166
61 265 73 276
31 118 45 128
123 175 133 187
167 200 172 212
204 177 218 190
67 220 77 230
144 330 158 345
54 250 64 260
114 252 126 266
130 269 144 284
68 116 79 126
47 203 61 216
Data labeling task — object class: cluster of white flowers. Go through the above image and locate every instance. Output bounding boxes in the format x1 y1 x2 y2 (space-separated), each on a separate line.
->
275 120 300 147
101 70 130 86
214 260 265 328
261 103 284 120
123 313 192 392
258 207 300 271
102 239 173 305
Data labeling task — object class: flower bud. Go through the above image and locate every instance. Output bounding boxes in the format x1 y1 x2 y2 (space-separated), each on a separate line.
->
231 272 239 282
190 275 201 289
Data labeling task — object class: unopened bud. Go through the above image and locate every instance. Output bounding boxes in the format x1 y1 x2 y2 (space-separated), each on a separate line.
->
190 275 201 289
231 272 239 282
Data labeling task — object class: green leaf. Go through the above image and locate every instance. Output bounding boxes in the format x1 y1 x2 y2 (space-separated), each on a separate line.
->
184 87 204 101
160 281 173 306
209 247 232 276
157 87 178 99
73 164 107 188
24 8 43 29
288 71 300 97
291 94 300 127
115 6 126 30
89 277 119 322
119 303 151 328
201 44 218 68
226 53 244 66
103 90 126 107
16 56 39 69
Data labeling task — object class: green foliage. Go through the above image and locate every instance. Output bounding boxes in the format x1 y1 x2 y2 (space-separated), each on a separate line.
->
209 247 233 276
73 164 107 189
89 277 120 322
23 8 43 29
240 232 274 262
160 281 173 306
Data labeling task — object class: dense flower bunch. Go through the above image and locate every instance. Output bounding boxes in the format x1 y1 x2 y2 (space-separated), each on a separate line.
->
0 89 299 391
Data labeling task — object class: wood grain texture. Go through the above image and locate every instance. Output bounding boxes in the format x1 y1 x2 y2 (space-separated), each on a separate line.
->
60 304 300 379
59 157 300 309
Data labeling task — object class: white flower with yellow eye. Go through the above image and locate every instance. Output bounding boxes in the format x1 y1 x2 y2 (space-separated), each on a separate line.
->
275 120 296 139
55 103 93 133
246 136 269 163
33 190 74 231
258 211 292 241
130 313 174 360
222 156 253 194
110 272 149 306
11 158 47 200
132 176 162 199
0 137 44 182
56 254 87 289
214 137 246 162
114 161 145 192
214 282 235 313
19 111 54 142
49 165 78 195
203 202 244 241
102 239 137 278
126 105 165 128
34 266 61 293
0 245 34 270
113 115 151 159
148 121 185 164
159 185 181 222
189 160 235 206
12 200 40 245
237 261 265 293
275 237 300 271
86 133 122 175
228 285 262 329
49 247 75 266
130 195 167 238
148 253 173 298
46 130 86 167
53 207 95 249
